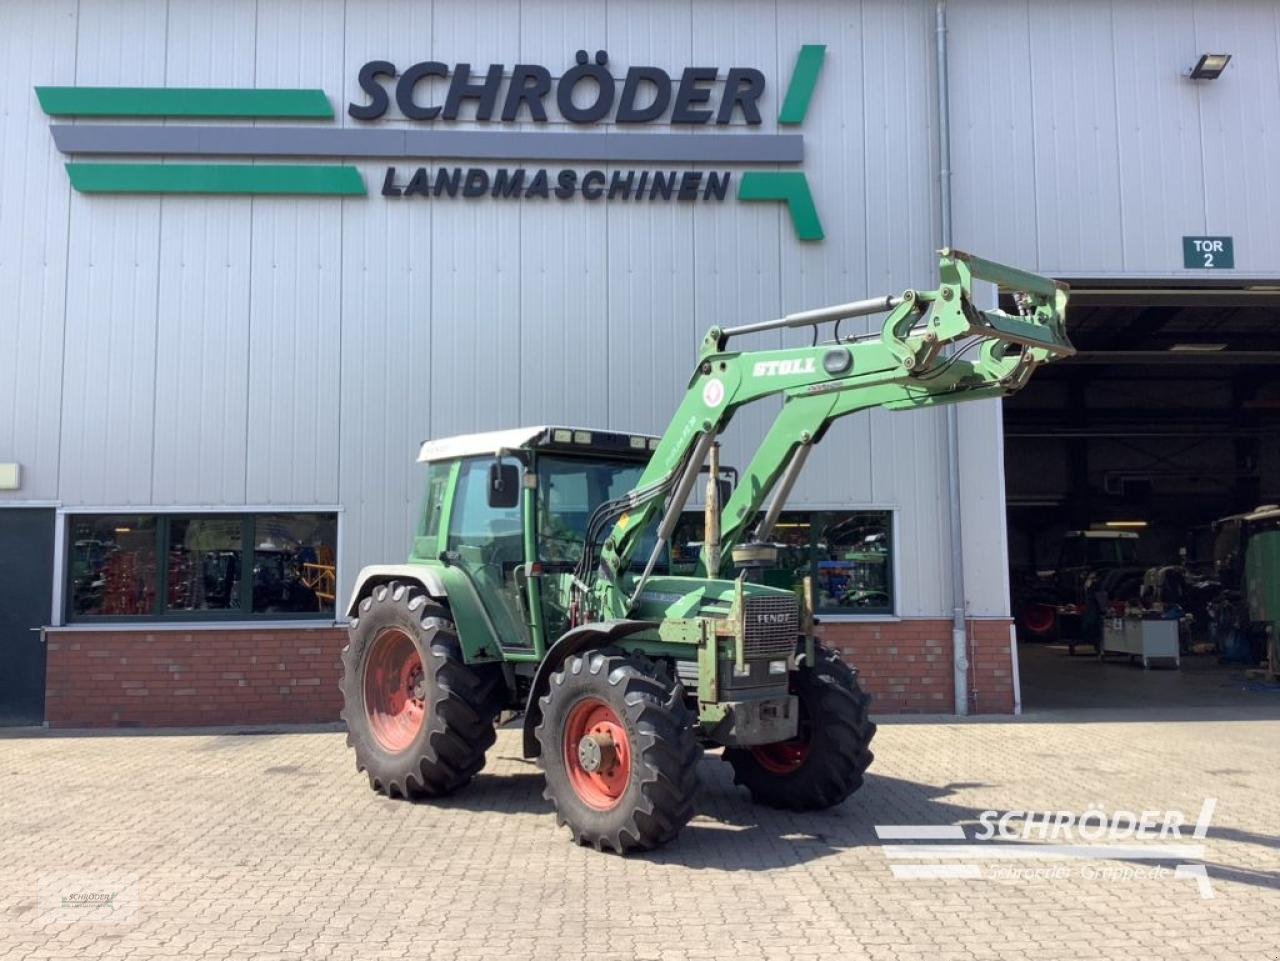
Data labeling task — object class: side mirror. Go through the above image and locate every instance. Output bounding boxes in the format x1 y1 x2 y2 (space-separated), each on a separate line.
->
488 461 521 509
716 478 733 508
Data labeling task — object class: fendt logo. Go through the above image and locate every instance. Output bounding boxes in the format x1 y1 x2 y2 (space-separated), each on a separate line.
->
35 46 827 240
754 612 792 625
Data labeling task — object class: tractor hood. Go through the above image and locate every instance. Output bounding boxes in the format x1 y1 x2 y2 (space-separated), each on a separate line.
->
623 574 798 623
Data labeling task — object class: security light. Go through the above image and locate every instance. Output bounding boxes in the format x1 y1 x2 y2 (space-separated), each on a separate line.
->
1189 54 1231 79
1104 520 1148 529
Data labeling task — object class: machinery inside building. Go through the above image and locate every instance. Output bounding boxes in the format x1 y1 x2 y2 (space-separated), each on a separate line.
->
1004 283 1280 710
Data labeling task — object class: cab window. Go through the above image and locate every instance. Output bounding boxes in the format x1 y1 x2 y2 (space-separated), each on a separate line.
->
536 455 645 565
418 462 452 540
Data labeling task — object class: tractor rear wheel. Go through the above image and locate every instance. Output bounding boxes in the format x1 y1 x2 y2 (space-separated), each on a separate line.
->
536 650 700 853
722 645 876 810
340 582 503 798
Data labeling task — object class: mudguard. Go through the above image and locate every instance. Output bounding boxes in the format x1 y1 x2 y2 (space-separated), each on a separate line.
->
521 619 657 758
344 564 448 618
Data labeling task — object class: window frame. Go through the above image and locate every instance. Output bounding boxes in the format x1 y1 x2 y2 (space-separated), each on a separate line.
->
60 507 341 625
781 507 898 619
532 451 651 568
668 503 900 620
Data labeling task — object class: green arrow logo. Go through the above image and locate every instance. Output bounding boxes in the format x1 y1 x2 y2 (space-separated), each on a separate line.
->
738 44 826 241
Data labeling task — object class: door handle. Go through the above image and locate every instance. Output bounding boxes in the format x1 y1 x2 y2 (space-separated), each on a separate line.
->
513 564 532 623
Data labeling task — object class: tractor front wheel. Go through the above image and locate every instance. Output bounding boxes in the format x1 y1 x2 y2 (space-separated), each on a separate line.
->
536 650 700 853
722 645 876 810
340 582 503 798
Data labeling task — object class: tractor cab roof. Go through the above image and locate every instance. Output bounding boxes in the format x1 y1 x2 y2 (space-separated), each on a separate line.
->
416 426 660 464
1065 529 1139 540
1215 505 1280 529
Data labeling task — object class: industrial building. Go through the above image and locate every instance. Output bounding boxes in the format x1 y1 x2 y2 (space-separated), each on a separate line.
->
1 0 1276 727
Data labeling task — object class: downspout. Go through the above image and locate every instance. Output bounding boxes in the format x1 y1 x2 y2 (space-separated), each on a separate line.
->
936 0 970 716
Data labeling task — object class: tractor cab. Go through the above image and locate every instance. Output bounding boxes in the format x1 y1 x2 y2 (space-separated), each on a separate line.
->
407 425 769 660
409 426 662 657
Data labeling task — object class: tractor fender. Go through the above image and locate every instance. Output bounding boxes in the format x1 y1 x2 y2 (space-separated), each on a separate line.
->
344 564 448 618
521 619 658 758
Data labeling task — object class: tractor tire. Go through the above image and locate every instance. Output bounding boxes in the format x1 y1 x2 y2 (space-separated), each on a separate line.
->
722 645 876 811
536 650 701 853
340 582 503 799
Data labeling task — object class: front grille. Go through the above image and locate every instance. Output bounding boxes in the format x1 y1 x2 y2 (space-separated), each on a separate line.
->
742 595 800 660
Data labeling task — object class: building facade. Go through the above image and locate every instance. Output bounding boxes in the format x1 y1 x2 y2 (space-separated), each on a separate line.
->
1 0 1274 727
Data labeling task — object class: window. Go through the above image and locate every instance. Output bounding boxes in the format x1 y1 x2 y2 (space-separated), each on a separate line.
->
418 462 451 542
668 509 895 616
66 512 337 622
69 516 159 617
167 517 243 612
449 460 523 548
536 454 646 565
446 459 528 647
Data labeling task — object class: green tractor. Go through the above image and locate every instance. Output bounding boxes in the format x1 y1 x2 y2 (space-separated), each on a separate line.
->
340 249 1073 852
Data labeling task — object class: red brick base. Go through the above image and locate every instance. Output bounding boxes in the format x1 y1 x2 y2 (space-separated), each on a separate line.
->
45 627 346 728
817 617 1015 715
44 617 1016 728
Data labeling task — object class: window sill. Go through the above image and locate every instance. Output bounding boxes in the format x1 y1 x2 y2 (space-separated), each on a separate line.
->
815 613 901 624
45 620 346 633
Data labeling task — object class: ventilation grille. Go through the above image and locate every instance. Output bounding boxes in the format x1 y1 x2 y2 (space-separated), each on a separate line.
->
742 595 800 660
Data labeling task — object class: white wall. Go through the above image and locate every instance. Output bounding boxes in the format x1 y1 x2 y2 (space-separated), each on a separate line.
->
22 0 1271 619
950 0 1280 279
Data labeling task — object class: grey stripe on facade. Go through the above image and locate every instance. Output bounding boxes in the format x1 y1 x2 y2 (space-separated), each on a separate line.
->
50 125 805 164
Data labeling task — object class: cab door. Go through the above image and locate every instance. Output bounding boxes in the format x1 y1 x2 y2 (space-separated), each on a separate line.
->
445 458 534 652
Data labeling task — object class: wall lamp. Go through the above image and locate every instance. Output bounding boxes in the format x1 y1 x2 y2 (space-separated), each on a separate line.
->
1189 54 1231 79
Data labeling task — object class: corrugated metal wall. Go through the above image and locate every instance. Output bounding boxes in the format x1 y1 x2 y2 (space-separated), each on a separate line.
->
950 0 1280 278
28 0 1272 619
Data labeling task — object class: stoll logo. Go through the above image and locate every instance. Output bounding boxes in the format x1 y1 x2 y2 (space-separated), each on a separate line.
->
35 46 827 240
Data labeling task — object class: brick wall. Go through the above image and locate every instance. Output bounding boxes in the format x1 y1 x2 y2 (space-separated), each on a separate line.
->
45 627 346 728
44 618 1016 728
817 617 1015 715
966 619 1018 714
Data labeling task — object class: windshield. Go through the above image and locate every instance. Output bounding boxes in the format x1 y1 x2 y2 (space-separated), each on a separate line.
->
536 454 650 567
1089 537 1138 566
1064 535 1139 568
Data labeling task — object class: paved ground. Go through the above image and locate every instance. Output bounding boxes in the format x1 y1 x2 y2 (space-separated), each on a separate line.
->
1017 640 1280 714
2 713 1279 961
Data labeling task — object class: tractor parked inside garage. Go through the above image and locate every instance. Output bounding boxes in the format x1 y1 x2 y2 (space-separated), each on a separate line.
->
340 249 1073 852
1210 506 1280 676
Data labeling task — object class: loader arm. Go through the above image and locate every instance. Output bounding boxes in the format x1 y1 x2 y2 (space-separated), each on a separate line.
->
587 249 1071 618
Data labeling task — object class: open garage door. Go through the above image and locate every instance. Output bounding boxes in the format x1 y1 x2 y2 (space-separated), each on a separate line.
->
1002 283 1280 713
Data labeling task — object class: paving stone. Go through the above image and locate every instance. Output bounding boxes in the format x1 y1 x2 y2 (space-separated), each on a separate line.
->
1 716 1277 960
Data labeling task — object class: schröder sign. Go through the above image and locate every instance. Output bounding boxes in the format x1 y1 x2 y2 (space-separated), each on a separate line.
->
37 45 828 240
349 51 769 126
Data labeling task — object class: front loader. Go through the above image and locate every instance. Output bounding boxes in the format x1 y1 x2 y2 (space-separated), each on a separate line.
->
339 249 1073 852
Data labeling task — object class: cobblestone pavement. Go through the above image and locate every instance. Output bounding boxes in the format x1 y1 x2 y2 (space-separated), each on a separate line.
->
2 714 1278 961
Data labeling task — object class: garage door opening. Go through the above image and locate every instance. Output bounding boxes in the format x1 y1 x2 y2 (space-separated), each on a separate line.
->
1002 282 1280 713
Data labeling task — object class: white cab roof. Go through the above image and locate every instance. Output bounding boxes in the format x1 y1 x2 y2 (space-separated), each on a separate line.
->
417 427 550 463
416 426 659 463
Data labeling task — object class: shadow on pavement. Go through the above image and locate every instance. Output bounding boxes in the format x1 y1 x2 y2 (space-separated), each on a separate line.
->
433 757 995 871
433 756 1280 891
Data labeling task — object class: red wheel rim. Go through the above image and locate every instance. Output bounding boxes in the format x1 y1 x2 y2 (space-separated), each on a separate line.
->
1021 603 1057 636
363 628 426 753
751 740 810 775
563 698 632 810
